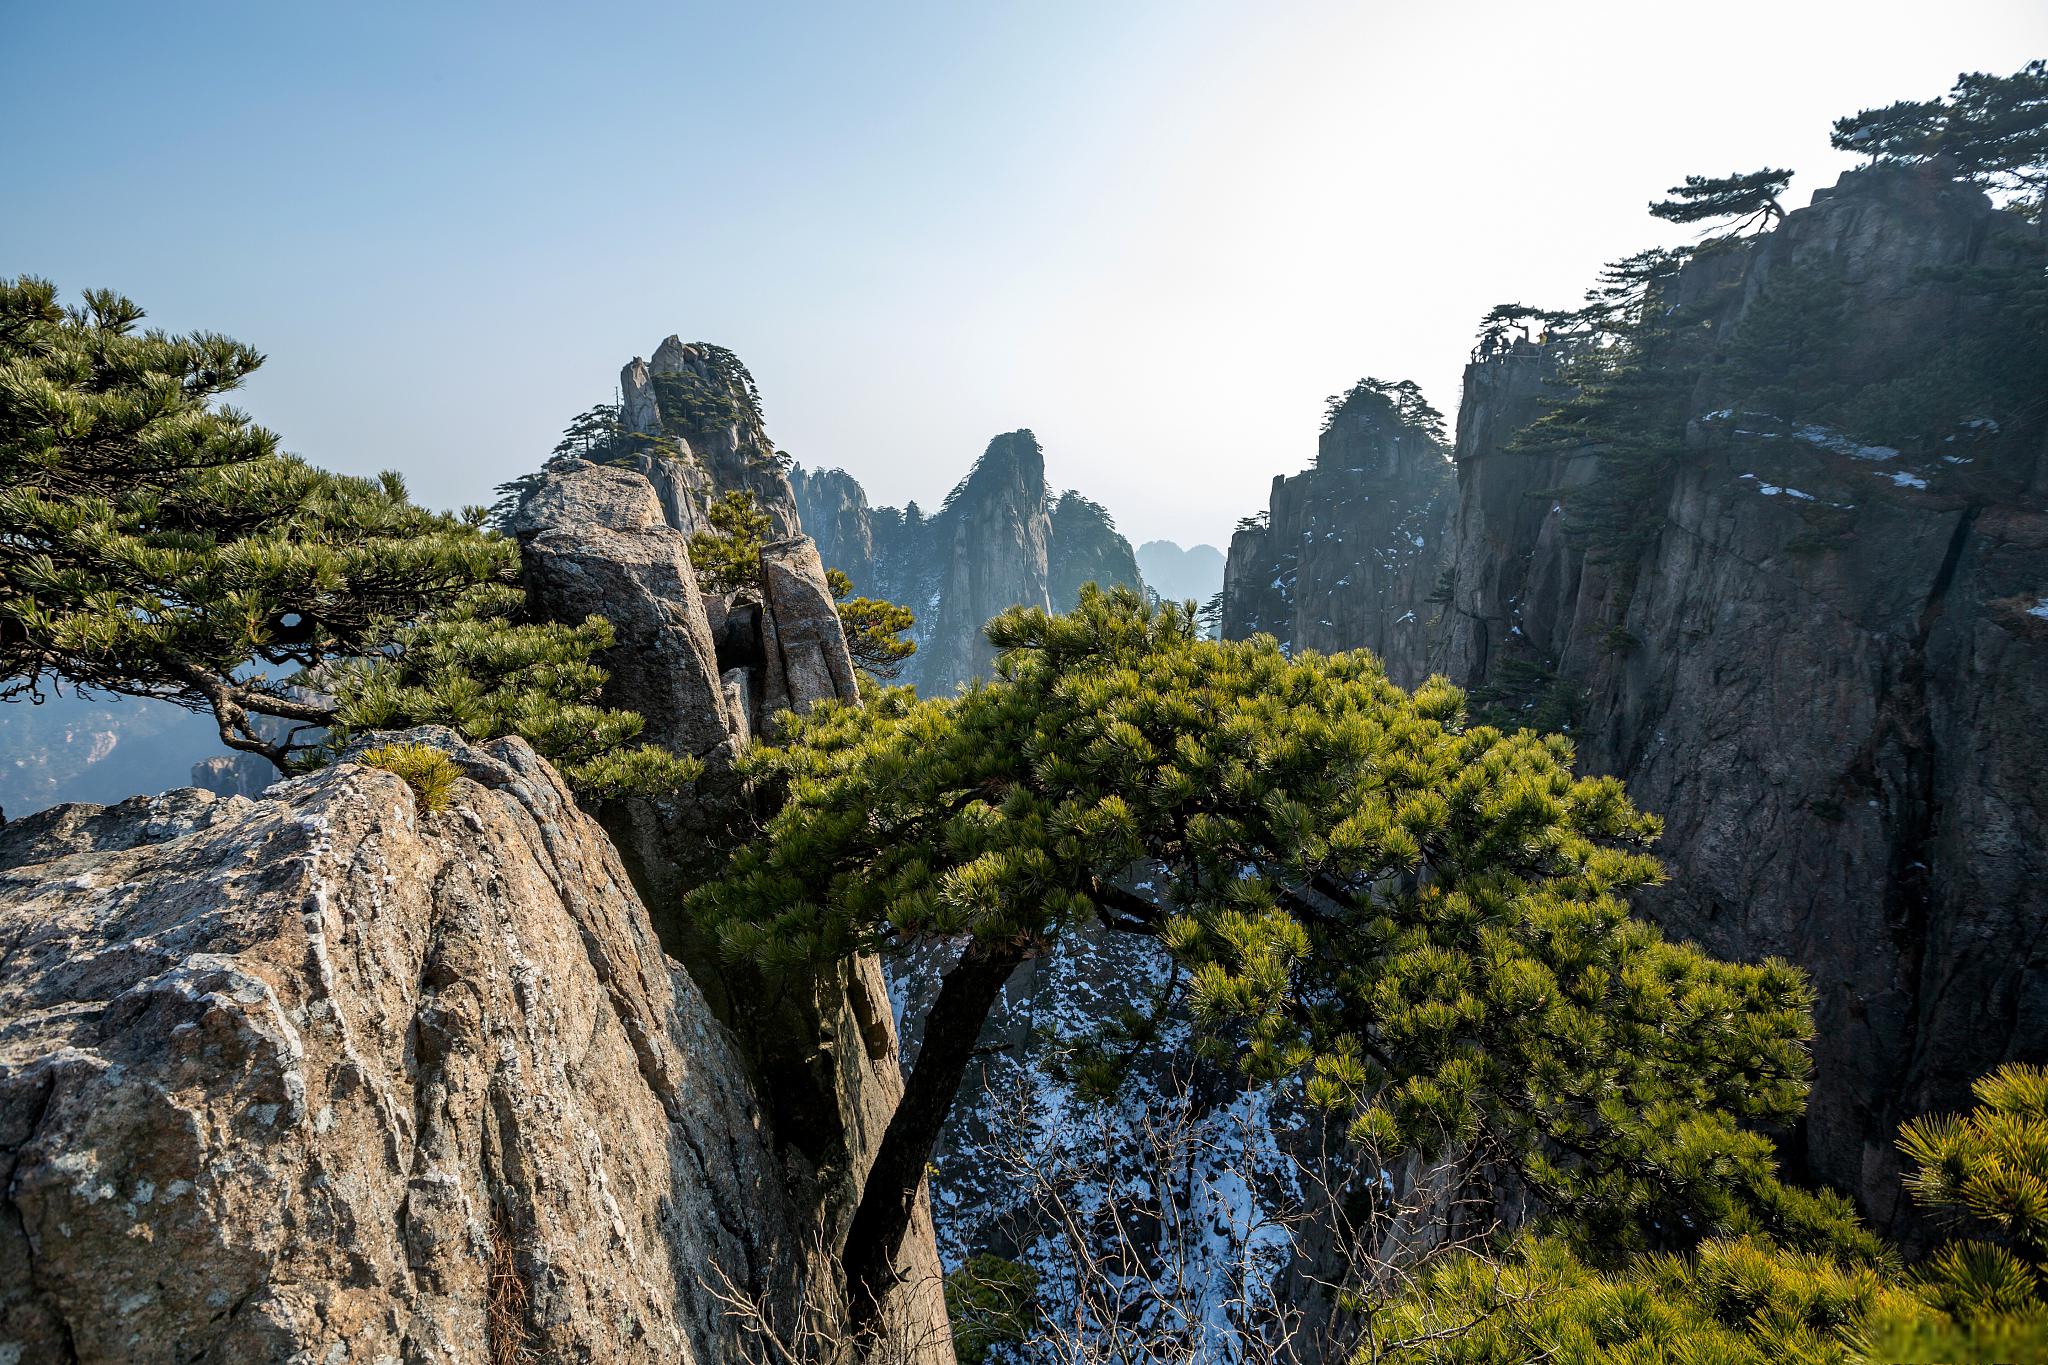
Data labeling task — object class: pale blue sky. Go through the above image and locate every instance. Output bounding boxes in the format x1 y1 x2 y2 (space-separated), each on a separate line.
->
4 1 2043 548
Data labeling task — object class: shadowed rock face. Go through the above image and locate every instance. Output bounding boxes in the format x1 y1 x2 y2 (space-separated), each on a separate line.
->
0 730 816 1364
1221 389 1454 687
1228 165 2048 1230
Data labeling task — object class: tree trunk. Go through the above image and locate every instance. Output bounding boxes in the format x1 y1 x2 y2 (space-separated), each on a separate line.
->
842 933 1026 1341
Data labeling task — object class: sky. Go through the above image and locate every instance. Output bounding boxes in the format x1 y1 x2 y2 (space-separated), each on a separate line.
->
4 1 2043 551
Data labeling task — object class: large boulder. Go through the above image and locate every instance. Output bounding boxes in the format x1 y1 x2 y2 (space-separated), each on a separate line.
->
511 460 743 766
0 729 893 1362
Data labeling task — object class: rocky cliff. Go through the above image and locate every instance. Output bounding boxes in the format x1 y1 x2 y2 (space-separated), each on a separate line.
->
1220 383 1455 686
0 337 957 1360
0 728 899 1362
1224 164 2048 1230
504 359 952 1353
619 336 802 535
792 430 1144 694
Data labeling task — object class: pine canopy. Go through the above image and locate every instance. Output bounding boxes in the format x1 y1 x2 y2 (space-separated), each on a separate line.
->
694 586 1822 1255
0 278 692 796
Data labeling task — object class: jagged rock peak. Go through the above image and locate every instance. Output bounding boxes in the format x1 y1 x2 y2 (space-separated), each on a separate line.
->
788 432 1145 695
788 464 876 588
1221 378 1454 679
615 336 798 535
943 428 1047 509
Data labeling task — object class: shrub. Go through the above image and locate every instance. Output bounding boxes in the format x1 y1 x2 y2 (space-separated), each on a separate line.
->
358 742 462 813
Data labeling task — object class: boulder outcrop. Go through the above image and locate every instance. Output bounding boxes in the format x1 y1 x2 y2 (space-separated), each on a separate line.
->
0 730 834 1363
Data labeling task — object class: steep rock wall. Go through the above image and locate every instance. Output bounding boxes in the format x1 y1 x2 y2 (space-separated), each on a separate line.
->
1220 387 1454 686
1273 166 2048 1227
506 436 952 1353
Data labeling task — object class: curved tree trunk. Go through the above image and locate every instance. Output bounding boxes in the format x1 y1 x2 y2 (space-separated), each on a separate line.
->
842 934 1027 1341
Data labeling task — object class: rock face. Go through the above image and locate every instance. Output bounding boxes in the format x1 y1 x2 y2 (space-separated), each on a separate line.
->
1220 386 1454 686
506 363 951 1354
1225 165 2048 1229
791 430 1145 694
514 461 744 767
0 730 833 1363
789 463 876 586
619 338 802 535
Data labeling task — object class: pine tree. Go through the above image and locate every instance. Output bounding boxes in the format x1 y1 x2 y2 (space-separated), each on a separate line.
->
322 585 700 797
488 402 666 529
1323 376 1448 443
1649 167 1794 236
1833 60 2048 213
690 586 1822 1335
687 489 772 593
0 278 693 795
1474 302 1548 351
1374 1064 2048 1363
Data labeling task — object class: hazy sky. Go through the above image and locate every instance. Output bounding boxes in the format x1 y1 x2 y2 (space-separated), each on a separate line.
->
5 2 2043 550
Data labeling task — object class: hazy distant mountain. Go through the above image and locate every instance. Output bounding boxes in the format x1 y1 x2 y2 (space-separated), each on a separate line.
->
791 433 1143 694
1135 539 1225 609
0 691 226 817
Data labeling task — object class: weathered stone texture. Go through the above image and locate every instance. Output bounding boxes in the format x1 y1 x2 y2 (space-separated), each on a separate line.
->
0 731 809 1364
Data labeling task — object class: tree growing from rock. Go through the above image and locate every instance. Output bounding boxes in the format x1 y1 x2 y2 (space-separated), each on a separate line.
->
1324 377 1447 443
0 277 692 795
1649 167 1794 235
691 586 1828 1337
688 489 774 594
1833 59 2048 213
488 403 672 529
825 568 917 680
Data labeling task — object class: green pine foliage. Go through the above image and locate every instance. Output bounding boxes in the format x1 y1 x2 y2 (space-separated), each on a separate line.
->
1368 1233 1912 1364
0 277 507 765
0 277 696 797
1377 1065 2048 1363
692 586 1821 1251
1896 1064 2048 1318
1648 167 1794 235
1324 376 1448 443
688 489 773 594
356 742 463 813
824 567 917 679
1833 60 2048 215
487 403 666 528
648 344 768 440
323 585 700 798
